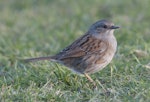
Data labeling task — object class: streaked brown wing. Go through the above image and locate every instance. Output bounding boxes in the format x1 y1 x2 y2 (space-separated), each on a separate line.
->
53 33 108 60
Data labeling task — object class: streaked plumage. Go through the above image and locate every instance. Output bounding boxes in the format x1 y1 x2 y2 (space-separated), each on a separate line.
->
25 19 119 83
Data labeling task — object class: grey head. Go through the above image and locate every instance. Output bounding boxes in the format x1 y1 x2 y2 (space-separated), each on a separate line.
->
88 19 120 36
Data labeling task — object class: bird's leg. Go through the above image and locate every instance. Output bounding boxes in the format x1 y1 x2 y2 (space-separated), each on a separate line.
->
84 73 94 83
84 73 96 87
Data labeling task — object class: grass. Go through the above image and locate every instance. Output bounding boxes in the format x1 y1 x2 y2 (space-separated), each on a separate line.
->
0 0 150 101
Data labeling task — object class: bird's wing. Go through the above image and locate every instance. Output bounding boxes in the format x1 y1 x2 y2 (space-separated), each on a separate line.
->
53 33 108 60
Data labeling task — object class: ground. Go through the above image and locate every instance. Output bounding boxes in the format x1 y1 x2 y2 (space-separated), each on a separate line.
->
0 0 150 101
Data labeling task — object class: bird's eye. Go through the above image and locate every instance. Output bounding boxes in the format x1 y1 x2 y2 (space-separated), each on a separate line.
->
103 25 107 28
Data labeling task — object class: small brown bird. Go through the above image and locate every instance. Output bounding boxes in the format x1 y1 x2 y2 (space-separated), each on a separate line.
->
25 19 120 84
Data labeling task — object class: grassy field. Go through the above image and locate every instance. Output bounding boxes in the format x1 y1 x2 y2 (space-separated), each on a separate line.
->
0 0 150 101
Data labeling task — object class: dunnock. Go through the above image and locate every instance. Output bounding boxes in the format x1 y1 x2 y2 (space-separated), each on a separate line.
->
25 19 120 84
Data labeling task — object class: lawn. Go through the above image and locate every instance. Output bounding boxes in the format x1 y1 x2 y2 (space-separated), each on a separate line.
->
0 0 150 101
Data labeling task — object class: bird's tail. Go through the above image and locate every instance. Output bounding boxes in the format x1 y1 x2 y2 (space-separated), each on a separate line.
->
24 56 54 62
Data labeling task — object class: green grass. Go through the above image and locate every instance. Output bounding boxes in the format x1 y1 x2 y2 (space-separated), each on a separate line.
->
0 0 150 101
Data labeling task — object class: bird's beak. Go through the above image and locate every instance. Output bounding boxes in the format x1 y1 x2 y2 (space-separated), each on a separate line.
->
110 25 120 29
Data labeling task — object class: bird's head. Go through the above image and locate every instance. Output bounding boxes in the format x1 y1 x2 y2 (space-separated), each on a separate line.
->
89 19 120 36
